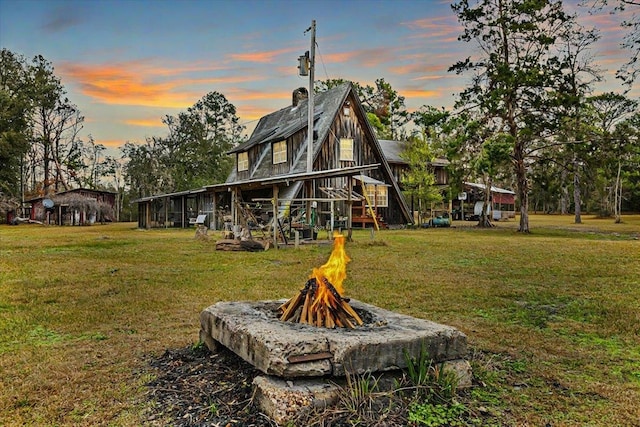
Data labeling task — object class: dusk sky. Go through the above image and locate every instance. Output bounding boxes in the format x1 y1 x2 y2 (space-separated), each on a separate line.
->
1 0 637 153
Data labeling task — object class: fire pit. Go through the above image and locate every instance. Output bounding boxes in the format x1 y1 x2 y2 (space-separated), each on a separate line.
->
199 234 471 424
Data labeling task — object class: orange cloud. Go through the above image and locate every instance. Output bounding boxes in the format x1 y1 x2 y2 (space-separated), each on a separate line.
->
58 60 261 108
402 89 442 99
59 62 200 108
124 118 165 128
390 62 449 75
321 47 396 67
225 88 291 102
229 47 298 63
237 105 274 122
402 16 461 40
99 139 128 148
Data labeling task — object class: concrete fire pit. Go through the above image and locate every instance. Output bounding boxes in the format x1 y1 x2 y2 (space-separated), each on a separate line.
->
199 299 471 424
200 299 467 377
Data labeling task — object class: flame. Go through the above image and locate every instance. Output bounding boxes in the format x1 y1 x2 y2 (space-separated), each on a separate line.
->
310 232 350 310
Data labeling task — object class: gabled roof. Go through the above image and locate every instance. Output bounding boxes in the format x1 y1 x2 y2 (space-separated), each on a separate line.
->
225 83 352 183
378 139 407 164
224 82 412 223
25 187 117 203
378 139 450 168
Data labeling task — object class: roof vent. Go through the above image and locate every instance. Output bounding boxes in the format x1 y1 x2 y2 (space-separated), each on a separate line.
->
292 87 308 107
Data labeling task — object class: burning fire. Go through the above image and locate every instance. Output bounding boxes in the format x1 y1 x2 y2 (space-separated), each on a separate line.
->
310 233 348 308
279 233 363 328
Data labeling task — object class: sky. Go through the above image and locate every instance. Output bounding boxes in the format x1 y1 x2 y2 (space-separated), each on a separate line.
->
1 0 637 154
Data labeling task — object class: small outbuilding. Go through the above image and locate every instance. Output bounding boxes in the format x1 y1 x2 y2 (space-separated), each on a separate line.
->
25 188 116 225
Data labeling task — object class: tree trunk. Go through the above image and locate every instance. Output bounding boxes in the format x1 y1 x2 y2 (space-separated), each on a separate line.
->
477 175 493 228
573 155 582 224
514 144 529 233
560 168 569 214
614 161 622 223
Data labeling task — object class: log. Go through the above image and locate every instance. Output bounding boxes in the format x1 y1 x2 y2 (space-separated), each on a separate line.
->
279 277 362 329
215 239 267 251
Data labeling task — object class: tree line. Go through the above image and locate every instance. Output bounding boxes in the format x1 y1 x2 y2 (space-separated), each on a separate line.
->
1 0 638 230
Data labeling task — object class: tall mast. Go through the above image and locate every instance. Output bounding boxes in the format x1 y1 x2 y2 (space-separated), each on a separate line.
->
306 20 316 173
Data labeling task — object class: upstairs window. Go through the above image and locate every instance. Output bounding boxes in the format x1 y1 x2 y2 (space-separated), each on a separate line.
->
237 152 249 171
273 140 287 164
339 138 354 161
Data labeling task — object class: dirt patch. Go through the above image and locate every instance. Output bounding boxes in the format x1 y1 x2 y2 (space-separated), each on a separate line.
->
145 345 275 426
144 345 398 426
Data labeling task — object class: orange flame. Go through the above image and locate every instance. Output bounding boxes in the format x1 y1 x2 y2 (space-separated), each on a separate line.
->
310 233 350 310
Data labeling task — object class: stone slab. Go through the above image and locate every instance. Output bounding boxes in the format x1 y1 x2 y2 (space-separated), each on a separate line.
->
252 375 341 425
253 359 472 426
200 299 467 378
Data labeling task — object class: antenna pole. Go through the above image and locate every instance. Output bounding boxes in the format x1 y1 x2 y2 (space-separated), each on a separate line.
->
306 20 316 173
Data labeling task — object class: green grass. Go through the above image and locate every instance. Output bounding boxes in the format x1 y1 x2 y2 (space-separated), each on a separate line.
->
1 214 639 426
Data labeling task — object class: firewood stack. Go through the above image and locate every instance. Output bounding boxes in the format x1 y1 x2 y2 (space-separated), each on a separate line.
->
279 232 363 329
279 278 363 328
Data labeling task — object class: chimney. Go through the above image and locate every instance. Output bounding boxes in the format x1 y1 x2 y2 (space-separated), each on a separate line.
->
292 87 308 107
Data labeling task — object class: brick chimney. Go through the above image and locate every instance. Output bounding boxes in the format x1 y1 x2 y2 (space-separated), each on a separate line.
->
292 87 308 107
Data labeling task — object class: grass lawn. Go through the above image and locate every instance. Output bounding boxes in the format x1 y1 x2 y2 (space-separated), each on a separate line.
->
1 214 639 426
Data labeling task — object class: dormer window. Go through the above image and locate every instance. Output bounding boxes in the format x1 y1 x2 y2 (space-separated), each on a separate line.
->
237 152 249 172
339 138 354 161
273 140 287 164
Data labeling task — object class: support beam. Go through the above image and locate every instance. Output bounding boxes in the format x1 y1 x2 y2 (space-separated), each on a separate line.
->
272 185 279 249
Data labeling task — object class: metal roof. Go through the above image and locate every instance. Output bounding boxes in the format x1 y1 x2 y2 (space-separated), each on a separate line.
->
130 188 206 204
464 182 515 195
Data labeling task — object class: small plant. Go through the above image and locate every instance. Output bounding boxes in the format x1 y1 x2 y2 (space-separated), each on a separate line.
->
408 401 466 427
190 340 205 351
338 370 382 423
207 401 218 416
403 346 459 403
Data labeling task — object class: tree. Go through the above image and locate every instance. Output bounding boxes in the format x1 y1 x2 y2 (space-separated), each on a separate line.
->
587 92 639 221
400 136 443 225
552 24 601 223
0 49 31 204
583 0 640 87
29 55 84 195
450 0 576 232
317 78 410 140
121 139 172 199
473 133 513 227
162 91 244 191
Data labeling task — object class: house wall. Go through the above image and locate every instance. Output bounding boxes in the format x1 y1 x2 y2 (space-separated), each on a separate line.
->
314 93 405 226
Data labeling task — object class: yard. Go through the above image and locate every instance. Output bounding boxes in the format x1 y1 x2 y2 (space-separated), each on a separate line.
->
1 215 639 426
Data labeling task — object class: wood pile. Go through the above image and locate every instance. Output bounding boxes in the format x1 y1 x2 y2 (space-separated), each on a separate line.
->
279 277 363 328
215 239 268 251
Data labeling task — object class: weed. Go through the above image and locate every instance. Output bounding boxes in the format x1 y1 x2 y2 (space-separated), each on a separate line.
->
207 401 218 416
408 402 466 427
402 347 459 403
338 370 381 422
191 340 205 351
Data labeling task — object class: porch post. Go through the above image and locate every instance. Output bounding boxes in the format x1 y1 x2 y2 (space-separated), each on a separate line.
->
272 185 279 249
347 176 353 241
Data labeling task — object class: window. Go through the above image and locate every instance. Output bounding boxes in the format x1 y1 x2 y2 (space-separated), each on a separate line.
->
273 140 287 164
365 185 388 207
237 152 248 171
339 138 353 161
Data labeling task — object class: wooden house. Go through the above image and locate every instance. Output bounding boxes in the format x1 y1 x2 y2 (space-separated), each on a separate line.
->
134 83 413 235
378 139 450 220
214 82 412 233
